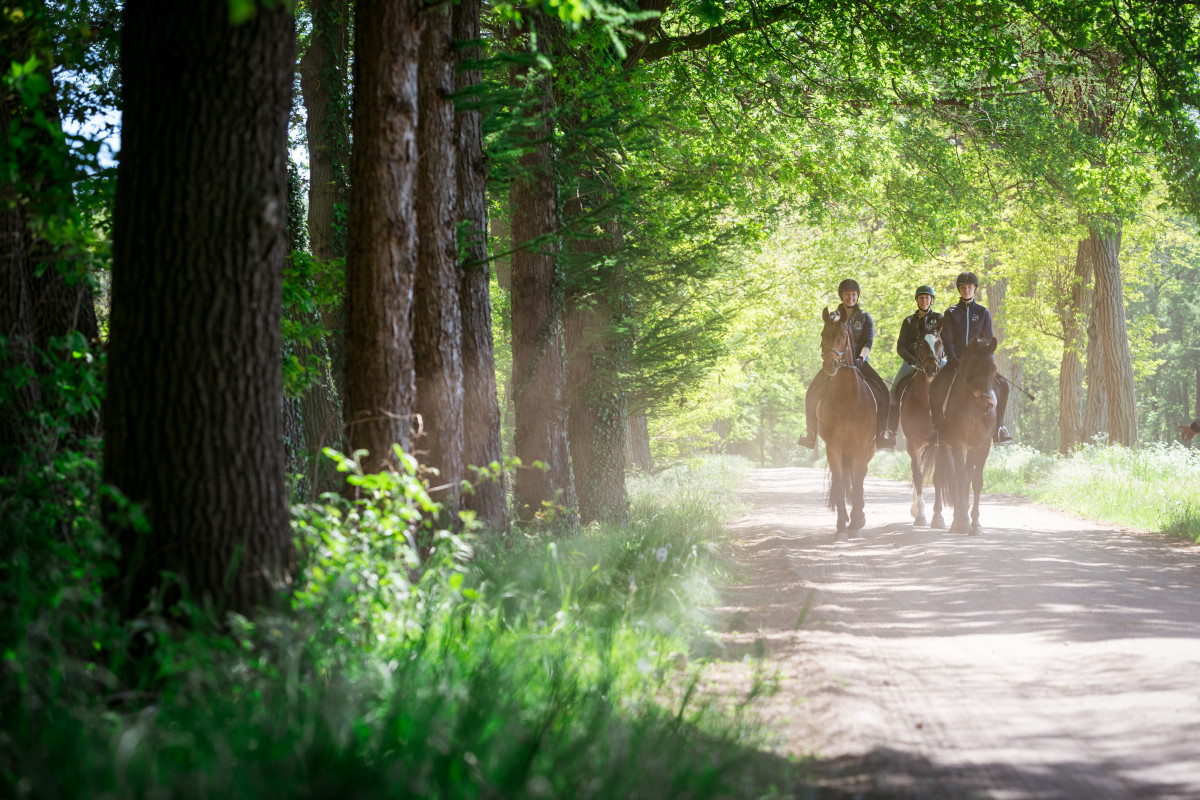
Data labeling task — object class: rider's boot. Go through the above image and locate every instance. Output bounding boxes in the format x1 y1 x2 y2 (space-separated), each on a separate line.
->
796 432 817 449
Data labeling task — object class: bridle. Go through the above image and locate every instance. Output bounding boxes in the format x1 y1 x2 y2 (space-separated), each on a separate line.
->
821 320 856 376
915 332 945 378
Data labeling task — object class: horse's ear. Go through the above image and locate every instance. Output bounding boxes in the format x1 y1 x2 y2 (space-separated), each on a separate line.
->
822 307 831 323
930 319 943 332
986 336 998 354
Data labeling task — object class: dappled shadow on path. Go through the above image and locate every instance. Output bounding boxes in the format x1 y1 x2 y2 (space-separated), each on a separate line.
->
704 467 1200 800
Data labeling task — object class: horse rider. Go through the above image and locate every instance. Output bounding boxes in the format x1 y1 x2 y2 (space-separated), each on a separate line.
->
928 271 1013 445
884 285 943 443
797 278 894 450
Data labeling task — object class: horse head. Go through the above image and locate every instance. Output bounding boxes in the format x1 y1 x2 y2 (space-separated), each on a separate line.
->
961 337 999 409
916 319 946 377
820 307 853 376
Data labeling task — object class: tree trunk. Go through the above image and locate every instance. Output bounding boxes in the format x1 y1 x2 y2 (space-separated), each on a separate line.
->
625 413 652 471
0 184 41 475
1058 240 1090 453
343 0 422 475
413 2 464 510
509 19 575 521
1089 224 1137 446
296 0 349 488
1084 312 1108 442
1195 365 1199 423
454 0 508 531
106 1 294 616
565 217 628 524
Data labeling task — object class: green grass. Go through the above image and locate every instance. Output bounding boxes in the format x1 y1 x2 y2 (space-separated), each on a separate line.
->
3 454 808 799
867 440 1200 542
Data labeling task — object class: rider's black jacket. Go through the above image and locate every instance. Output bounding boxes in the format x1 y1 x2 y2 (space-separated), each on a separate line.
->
895 310 943 366
941 299 993 362
835 303 875 358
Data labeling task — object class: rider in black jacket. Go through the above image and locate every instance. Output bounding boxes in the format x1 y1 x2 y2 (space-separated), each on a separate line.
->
929 272 1013 445
797 279 893 450
884 285 942 441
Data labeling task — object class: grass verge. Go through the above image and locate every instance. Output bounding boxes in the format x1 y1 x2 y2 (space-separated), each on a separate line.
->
867 440 1200 542
3 453 809 799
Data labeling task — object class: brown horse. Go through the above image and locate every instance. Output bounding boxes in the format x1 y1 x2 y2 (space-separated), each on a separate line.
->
899 324 946 529
817 307 878 537
930 337 998 535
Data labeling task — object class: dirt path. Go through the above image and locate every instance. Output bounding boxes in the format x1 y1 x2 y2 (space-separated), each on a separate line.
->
709 467 1200 799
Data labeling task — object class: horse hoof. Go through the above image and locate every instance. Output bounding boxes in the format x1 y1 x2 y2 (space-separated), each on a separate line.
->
913 515 928 527
951 520 968 534
931 515 945 529
969 523 983 536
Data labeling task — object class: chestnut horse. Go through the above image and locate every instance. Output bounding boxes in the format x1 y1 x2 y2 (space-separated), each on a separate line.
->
899 324 946 528
929 337 999 535
817 307 878 537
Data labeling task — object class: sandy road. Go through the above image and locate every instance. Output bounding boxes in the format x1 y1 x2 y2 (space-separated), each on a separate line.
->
710 467 1200 799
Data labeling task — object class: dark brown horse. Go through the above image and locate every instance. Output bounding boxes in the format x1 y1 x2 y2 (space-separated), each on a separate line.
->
817 307 878 537
930 337 998 535
899 323 946 528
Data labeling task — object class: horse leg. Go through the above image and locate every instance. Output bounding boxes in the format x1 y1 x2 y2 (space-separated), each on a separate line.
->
828 450 848 535
930 446 946 529
910 448 926 526
849 451 867 534
949 445 969 534
969 449 985 536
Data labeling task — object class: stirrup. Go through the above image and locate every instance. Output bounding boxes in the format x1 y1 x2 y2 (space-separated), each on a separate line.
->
876 430 896 450
995 426 1014 445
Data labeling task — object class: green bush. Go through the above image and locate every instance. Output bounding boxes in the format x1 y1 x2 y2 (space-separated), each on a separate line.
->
3 450 802 799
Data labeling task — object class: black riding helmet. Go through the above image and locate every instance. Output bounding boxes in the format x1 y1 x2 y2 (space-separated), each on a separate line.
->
838 278 861 295
955 271 979 287
915 284 935 300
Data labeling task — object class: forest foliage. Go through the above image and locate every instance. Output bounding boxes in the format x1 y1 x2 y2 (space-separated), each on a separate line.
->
3 0 1200 796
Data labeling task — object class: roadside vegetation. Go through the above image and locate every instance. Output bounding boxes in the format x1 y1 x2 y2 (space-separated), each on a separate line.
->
2 452 812 799
868 443 1200 543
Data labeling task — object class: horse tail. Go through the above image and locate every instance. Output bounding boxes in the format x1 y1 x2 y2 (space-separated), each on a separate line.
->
934 446 958 511
920 444 937 484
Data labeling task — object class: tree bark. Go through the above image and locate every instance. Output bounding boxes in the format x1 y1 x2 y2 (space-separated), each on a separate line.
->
454 0 509 531
414 2 464 509
1058 240 1090 453
343 0 422 475
1089 224 1137 446
296 0 349 489
106 1 294 616
1084 311 1108 442
0 184 41 475
509 18 575 521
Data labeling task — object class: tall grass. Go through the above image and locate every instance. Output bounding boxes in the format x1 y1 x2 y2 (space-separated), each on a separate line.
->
867 440 1200 542
3 453 804 799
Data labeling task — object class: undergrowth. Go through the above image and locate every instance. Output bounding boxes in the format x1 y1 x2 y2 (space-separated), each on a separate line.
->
1 446 803 799
867 440 1200 542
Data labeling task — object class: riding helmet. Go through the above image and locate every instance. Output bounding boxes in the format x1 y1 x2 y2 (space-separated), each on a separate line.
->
837 278 861 295
914 284 935 300
955 271 979 287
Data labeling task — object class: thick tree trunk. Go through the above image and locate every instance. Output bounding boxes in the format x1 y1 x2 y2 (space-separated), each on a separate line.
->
106 1 294 616
454 0 508 530
1089 224 1137 446
0 189 41 475
296 0 349 488
509 21 575 521
414 2 464 508
1058 240 1090 453
565 217 628 525
625 413 652 471
343 0 421 474
1084 313 1108 442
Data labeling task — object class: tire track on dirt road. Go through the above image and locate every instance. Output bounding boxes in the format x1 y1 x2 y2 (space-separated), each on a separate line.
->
709 467 1200 799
